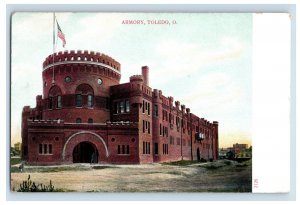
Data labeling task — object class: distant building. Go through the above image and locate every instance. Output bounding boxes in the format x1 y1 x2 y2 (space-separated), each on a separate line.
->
21 50 219 165
233 143 248 155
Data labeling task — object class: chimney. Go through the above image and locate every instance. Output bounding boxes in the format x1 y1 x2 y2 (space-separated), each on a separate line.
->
141 66 149 86
175 101 180 110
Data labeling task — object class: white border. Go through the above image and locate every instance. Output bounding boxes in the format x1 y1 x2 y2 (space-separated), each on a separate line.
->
252 13 291 193
3 2 297 203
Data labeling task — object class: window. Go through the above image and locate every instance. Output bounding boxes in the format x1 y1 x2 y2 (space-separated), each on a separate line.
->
88 118 93 124
143 141 150 154
142 120 150 134
148 122 151 134
65 76 71 83
48 97 53 109
142 100 145 113
39 144 52 154
76 94 82 107
88 95 93 107
125 100 130 112
122 145 125 154
39 144 42 154
159 124 162 135
113 102 118 114
147 102 150 115
75 84 94 107
49 144 52 154
57 95 62 108
117 144 130 155
154 143 158 155
148 142 150 154
44 144 47 154
154 105 158 117
76 118 82 123
120 101 125 113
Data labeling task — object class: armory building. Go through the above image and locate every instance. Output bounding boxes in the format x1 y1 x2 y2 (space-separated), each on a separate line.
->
21 50 219 165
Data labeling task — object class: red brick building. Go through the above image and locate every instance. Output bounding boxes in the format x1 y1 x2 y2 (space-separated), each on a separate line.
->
21 50 219 165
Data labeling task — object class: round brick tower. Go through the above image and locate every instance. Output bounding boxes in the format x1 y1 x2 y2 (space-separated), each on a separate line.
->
41 50 121 123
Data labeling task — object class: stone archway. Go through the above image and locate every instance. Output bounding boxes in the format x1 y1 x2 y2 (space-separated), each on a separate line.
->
62 131 109 163
73 141 98 163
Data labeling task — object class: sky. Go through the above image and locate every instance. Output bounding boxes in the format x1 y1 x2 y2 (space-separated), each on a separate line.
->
11 12 252 148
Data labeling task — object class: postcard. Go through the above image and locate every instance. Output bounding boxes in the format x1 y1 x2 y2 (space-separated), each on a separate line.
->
10 12 291 194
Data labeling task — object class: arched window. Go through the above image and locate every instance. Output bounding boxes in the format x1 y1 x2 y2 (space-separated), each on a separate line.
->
88 118 93 124
75 84 94 108
76 118 82 123
48 85 62 109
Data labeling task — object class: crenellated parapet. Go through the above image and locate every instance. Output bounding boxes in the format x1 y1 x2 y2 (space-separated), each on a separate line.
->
129 75 144 82
43 50 121 72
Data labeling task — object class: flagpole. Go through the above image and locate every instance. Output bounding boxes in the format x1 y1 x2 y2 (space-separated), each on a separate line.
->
52 12 55 84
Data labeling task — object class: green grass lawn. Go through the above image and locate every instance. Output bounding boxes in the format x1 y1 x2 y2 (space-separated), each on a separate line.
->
10 157 21 165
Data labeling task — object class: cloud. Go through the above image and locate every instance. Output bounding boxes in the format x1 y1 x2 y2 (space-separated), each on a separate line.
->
149 37 245 87
204 37 243 62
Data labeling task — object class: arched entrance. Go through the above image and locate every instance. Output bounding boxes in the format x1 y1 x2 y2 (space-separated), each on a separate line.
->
72 141 98 163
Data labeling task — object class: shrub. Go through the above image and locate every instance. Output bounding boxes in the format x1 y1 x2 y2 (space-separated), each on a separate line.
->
17 175 57 192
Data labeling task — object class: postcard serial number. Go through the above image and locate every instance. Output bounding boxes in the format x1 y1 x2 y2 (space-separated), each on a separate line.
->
122 20 177 25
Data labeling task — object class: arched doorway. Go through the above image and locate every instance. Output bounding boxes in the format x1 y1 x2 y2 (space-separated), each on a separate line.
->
72 141 98 163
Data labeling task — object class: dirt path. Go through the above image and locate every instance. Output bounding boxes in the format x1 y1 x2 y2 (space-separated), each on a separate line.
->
11 162 252 192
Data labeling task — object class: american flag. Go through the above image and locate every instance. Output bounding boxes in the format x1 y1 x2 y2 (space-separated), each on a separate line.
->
56 20 66 47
